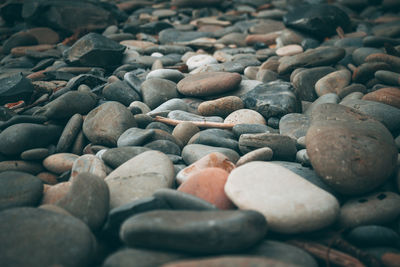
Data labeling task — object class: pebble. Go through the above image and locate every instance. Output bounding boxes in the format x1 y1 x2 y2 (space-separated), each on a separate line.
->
141 78 178 109
0 123 62 156
362 87 400 109
177 167 234 209
307 103 397 195
242 81 301 119
239 133 297 161
20 148 49 160
176 152 235 185
117 127 155 147
346 225 400 247
182 144 240 165
0 207 96 267
102 80 140 106
0 171 43 211
236 147 274 167
70 154 107 180
105 151 174 209
315 69 352 97
172 122 200 146
154 188 217 211
56 113 83 153
146 69 185 83
339 191 400 229
186 54 218 71
56 172 109 231
83 101 137 147
225 162 339 233
120 210 267 253
42 153 79 174
224 109 266 125
177 72 242 97
198 96 244 118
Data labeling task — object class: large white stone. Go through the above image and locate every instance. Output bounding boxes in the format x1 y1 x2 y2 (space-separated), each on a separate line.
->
105 151 174 209
224 161 339 233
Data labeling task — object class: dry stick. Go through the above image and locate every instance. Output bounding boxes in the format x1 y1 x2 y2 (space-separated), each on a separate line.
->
154 116 236 129
288 240 366 267
336 26 345 39
322 235 382 267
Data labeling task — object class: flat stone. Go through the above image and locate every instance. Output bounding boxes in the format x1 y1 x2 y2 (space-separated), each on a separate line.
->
0 171 43 211
117 128 155 147
83 101 137 147
70 154 107 180
56 173 109 231
224 109 266 125
20 148 49 160
315 69 351 97
177 72 242 97
178 168 234 210
339 191 400 228
0 123 62 156
278 47 345 75
149 98 189 115
362 87 400 109
198 96 244 118
276 44 303 57
337 83 367 99
64 32 125 68
33 91 97 120
0 207 96 267
154 188 218 210
120 209 267 253
225 162 339 233
144 140 181 155
101 146 150 169
279 113 311 139
141 78 178 109
239 133 297 161
292 66 336 102
168 110 223 123
242 81 301 119
346 225 400 247
352 62 391 84
105 151 174 209
182 144 240 165
304 93 340 116
188 129 238 151
43 153 79 174
236 147 274 167
232 124 274 137
306 103 398 195
56 114 83 153
103 80 141 106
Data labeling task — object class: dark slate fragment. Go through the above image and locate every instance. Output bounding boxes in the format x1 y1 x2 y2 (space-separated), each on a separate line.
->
0 73 35 105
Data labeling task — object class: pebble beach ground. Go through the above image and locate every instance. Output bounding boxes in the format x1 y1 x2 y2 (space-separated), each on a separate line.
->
0 0 400 266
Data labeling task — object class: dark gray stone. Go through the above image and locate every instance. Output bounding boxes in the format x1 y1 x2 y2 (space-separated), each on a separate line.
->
0 73 35 105
120 210 267 254
346 225 400 247
144 140 181 155
103 81 141 106
102 146 151 169
0 207 96 267
0 171 43 211
154 188 218 211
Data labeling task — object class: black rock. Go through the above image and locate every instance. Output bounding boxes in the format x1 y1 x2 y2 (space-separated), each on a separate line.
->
63 32 125 68
0 73 35 105
283 4 351 39
242 81 301 119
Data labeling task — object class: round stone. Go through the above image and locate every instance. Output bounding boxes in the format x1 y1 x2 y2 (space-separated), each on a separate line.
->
42 153 79 174
83 101 137 147
315 69 351 97
276 44 303 56
224 109 266 125
186 54 218 71
306 103 398 195
172 122 200 146
225 162 339 233
140 78 178 109
236 147 274 167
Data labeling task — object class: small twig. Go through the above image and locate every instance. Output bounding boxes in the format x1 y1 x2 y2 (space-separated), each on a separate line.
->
154 116 235 129
336 27 345 39
288 239 366 267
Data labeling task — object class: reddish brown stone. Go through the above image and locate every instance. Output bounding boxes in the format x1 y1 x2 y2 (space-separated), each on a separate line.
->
381 252 400 267
41 182 71 205
198 96 244 117
245 32 279 45
178 167 234 210
362 87 400 109
26 27 60 44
